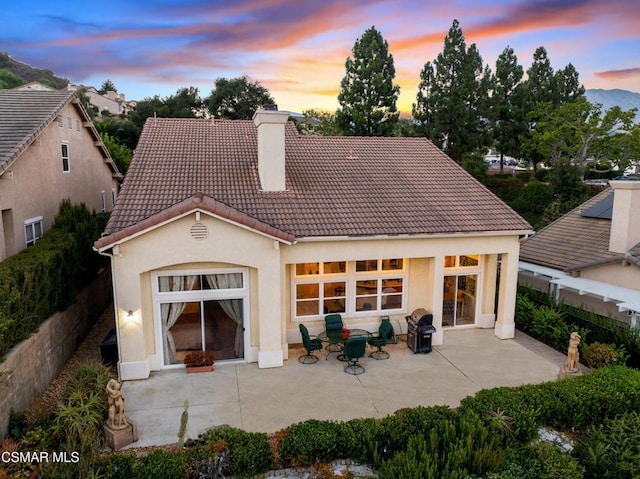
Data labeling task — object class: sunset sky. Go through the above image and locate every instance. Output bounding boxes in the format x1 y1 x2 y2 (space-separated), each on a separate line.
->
2 0 639 114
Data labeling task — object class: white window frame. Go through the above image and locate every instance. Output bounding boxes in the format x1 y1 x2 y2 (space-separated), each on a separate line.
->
111 188 117 207
151 268 250 369
291 259 407 321
24 216 43 247
61 143 70 172
100 191 106 212
442 255 483 329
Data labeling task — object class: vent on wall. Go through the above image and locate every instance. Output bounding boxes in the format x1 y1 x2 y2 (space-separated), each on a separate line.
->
190 223 208 240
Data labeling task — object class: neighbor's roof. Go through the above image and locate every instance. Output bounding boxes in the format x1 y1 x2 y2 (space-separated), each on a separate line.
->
99 117 531 245
520 187 640 271
0 89 121 177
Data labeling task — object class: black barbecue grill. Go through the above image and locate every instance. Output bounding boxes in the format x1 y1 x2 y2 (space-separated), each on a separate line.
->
406 308 436 353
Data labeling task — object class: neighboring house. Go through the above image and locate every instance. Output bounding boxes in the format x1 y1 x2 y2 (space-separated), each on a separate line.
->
94 109 532 380
68 85 135 116
14 81 56 92
0 89 122 260
519 178 640 327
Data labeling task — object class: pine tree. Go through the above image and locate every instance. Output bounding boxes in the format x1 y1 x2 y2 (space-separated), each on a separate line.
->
491 46 527 174
98 79 117 94
336 26 400 136
520 47 586 171
413 19 491 161
412 61 436 139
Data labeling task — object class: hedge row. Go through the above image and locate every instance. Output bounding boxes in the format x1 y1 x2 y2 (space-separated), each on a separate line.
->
516 285 640 368
0 200 106 357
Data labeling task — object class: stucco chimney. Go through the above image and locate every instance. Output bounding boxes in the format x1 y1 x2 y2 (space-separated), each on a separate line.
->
609 177 640 253
253 107 289 191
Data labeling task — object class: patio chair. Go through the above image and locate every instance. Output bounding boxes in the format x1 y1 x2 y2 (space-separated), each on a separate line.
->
324 313 343 352
367 319 393 360
299 324 323 364
343 336 367 375
298 324 322 364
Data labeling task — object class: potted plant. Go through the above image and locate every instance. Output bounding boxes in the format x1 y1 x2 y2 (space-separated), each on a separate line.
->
183 350 215 373
341 328 351 340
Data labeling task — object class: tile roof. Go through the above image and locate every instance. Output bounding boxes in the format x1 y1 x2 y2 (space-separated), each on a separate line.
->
0 89 121 177
100 117 531 243
519 188 632 271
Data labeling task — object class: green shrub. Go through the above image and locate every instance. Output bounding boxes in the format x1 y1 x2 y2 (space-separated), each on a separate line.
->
184 440 230 479
94 451 136 479
43 363 113 479
197 426 273 477
556 366 640 429
573 411 640 479
277 419 349 466
535 168 550 182
515 171 532 182
489 443 584 479
378 406 459 457
459 385 540 443
134 449 186 479
376 415 505 479
460 366 640 436
341 416 384 464
582 342 626 368
63 362 112 404
8 408 27 439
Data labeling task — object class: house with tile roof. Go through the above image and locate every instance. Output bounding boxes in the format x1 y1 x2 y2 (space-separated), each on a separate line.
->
519 178 640 327
0 89 122 261
95 109 532 380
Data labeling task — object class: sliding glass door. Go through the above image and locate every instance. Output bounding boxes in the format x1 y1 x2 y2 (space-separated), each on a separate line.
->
442 274 477 327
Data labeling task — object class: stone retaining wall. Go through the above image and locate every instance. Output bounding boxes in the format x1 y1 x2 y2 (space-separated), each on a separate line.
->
0 267 112 438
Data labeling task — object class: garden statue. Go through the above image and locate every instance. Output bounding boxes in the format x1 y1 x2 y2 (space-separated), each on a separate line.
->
566 332 581 372
106 378 128 429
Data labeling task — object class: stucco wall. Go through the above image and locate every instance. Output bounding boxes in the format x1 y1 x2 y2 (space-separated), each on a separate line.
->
0 102 118 260
0 268 112 439
107 207 524 379
109 213 283 379
581 262 640 292
281 234 518 341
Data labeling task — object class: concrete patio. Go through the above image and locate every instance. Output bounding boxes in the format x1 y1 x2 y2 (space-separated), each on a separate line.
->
121 329 577 448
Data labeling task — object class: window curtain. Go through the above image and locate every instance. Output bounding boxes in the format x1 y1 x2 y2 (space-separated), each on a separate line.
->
205 273 244 357
160 275 198 364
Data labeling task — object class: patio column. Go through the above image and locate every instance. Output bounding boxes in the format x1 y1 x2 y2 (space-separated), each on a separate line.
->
495 252 518 339
478 254 498 328
257 254 284 368
431 256 444 345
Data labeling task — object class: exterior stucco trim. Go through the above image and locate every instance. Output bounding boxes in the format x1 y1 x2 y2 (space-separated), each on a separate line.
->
95 193 296 250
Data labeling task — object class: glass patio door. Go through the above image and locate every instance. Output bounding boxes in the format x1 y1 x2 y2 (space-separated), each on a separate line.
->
442 275 477 327
154 269 248 367
164 299 244 364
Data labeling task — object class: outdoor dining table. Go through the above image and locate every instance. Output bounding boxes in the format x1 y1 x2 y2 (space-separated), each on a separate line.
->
317 328 372 360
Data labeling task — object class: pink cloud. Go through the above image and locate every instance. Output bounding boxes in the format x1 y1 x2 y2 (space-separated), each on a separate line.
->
595 68 640 80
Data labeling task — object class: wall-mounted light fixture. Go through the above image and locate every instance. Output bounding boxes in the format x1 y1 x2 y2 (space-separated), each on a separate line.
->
124 309 136 324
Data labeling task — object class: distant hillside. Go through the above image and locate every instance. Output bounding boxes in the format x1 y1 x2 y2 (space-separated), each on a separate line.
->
586 89 640 121
0 52 69 90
